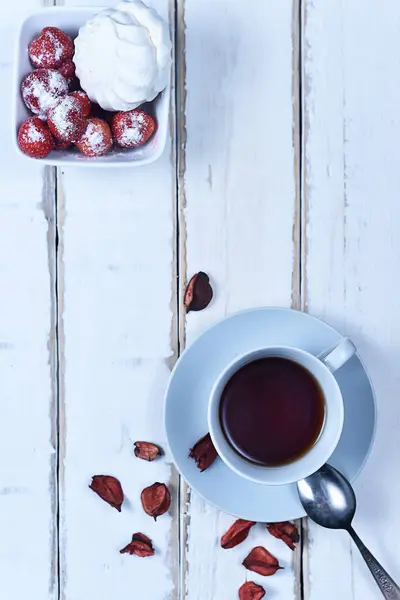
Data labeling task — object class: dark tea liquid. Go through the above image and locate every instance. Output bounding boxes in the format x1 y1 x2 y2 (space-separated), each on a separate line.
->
219 357 325 466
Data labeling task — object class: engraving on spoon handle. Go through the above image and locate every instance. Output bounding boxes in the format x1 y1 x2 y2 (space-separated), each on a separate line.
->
349 527 400 599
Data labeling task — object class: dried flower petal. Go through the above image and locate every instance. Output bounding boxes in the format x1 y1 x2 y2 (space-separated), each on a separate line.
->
267 521 300 551
184 271 213 312
120 533 155 557
134 441 163 462
239 581 265 600
89 475 124 512
141 482 171 520
189 433 218 472
242 546 283 576
221 519 256 549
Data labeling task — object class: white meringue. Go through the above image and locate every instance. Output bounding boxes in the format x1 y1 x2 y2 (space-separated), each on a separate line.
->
74 0 171 111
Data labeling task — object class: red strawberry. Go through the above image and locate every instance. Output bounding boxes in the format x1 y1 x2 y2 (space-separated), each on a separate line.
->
75 118 113 157
69 91 91 117
29 27 74 69
47 96 87 143
54 137 71 150
18 117 54 159
112 109 155 148
58 59 76 86
21 68 68 118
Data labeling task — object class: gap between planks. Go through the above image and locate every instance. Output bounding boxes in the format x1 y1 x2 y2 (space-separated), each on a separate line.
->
299 0 312 593
41 165 59 599
168 0 181 597
43 2 60 600
292 0 304 598
55 167 66 600
175 0 189 598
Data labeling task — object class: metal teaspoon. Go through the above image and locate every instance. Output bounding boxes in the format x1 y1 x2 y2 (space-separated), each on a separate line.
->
297 463 400 599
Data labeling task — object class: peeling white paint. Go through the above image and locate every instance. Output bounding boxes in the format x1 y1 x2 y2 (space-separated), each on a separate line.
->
304 1 400 599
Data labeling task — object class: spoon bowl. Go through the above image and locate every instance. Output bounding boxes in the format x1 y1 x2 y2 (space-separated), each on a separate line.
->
297 463 356 529
297 463 400 599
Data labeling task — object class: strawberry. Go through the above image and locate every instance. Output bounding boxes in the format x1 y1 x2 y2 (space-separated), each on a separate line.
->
69 91 91 117
75 118 113 157
18 117 54 159
29 27 74 69
21 68 68 118
54 137 71 150
47 95 87 143
58 59 76 86
112 109 155 148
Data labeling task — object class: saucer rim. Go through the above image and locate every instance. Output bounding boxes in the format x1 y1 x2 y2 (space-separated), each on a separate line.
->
164 307 377 520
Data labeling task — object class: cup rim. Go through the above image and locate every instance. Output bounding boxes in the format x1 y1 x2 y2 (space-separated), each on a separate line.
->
207 345 345 486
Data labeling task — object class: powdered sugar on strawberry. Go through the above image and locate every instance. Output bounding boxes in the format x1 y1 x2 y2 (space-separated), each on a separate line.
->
75 118 112 157
122 111 145 145
29 27 74 69
34 30 63 66
69 91 91 117
83 122 107 153
21 69 68 118
18 117 54 158
112 109 156 148
24 119 46 143
47 95 86 142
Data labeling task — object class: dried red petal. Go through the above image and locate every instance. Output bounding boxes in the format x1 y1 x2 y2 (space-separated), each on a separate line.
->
89 475 124 512
141 482 171 520
120 533 155 557
221 519 256 549
239 581 265 600
184 272 213 312
134 441 163 462
267 521 300 551
189 433 218 472
242 546 283 576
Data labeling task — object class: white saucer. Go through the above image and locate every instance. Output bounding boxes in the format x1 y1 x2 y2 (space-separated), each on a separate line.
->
165 308 376 521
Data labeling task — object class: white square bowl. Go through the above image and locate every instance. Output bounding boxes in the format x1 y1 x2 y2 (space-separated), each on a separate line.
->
13 6 170 167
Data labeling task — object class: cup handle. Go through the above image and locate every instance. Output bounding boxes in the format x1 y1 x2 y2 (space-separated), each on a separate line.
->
319 337 356 373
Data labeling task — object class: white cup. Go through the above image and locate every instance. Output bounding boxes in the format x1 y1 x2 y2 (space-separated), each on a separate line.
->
208 338 356 485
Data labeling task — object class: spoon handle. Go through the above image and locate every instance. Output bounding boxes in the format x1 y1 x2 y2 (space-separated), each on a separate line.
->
349 527 400 599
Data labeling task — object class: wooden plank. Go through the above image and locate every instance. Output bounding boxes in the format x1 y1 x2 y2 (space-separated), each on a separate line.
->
179 1 301 598
57 1 178 599
0 1 57 598
303 1 400 599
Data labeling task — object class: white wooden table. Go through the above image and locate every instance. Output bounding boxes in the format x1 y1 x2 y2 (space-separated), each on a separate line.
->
2 0 399 598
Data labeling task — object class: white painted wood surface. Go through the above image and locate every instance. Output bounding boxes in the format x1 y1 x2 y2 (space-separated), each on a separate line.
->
180 1 300 598
2 0 400 598
304 1 400 599
0 1 57 599
58 0 177 598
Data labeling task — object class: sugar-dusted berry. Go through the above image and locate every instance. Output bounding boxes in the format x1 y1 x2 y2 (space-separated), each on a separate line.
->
29 27 74 69
69 91 91 117
58 59 76 86
47 95 87 143
75 118 113 157
21 68 68 118
112 109 155 148
18 117 54 159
